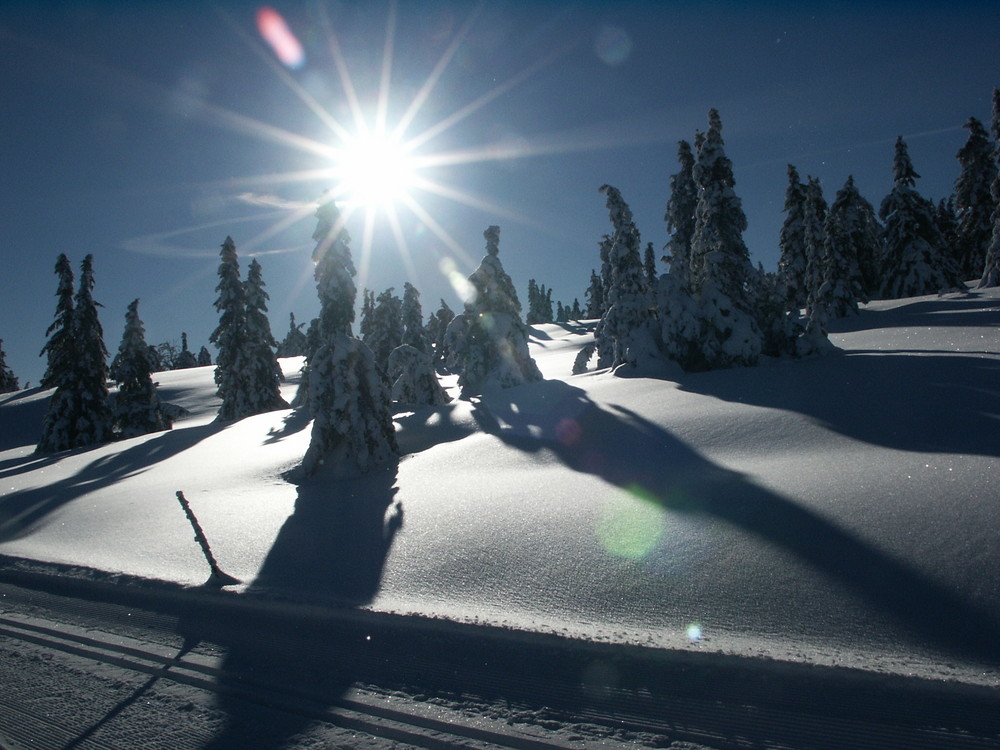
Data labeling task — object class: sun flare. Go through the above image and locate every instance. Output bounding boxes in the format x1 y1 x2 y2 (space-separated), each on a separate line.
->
330 130 418 212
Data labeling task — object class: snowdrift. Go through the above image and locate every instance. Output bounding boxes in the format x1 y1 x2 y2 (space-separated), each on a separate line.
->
2 292 1000 687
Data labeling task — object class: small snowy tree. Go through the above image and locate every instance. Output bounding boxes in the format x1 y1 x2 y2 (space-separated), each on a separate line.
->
277 312 308 357
197 346 212 366
401 282 431 354
451 225 542 397
365 288 404 370
802 176 829 315
301 196 397 476
570 298 582 319
209 236 249 419
597 184 659 371
954 117 997 279
174 332 199 369
880 137 964 298
584 269 604 318
387 344 450 405
111 299 171 438
0 340 19 393
813 175 876 318
39 254 75 390
242 258 289 415
427 298 455 369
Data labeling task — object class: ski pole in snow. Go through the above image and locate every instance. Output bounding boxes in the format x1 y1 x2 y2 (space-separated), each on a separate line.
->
175 491 240 588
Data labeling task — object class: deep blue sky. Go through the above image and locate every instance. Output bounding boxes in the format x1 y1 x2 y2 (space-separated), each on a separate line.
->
2 1 998 387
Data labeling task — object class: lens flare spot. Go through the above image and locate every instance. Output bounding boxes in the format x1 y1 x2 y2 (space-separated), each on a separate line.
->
439 257 473 302
555 418 582 447
595 26 633 67
596 486 665 559
257 7 306 70
686 623 702 642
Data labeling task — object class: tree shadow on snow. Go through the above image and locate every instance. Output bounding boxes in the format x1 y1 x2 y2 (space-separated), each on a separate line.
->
674 351 1000 458
826 290 999 334
0 422 224 543
198 460 402 750
471 379 1000 667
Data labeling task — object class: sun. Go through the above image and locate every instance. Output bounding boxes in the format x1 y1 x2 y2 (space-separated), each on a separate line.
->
330 130 418 212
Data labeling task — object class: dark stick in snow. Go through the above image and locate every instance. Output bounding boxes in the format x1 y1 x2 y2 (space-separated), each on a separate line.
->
175 490 240 588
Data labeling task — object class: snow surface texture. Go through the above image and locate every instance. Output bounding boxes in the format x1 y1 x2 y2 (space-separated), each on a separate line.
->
2 292 1000 687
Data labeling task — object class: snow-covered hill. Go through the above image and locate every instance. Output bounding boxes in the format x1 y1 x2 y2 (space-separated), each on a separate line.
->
2 290 999 687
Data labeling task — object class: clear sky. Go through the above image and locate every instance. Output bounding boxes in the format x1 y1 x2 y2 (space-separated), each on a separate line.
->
2 1 998 387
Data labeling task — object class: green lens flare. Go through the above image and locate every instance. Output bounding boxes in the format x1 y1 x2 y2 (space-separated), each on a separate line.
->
596 485 665 559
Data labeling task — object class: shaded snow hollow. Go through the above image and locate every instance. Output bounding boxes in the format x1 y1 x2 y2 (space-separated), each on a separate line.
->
2 291 1000 686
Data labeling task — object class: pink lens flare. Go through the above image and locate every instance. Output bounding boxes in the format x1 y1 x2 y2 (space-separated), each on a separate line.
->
256 7 305 69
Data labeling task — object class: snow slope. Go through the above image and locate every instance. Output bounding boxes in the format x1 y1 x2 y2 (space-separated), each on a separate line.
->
2 292 999 687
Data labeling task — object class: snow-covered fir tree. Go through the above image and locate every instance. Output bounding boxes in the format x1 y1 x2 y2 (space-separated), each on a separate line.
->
687 110 762 368
365 288 404 370
814 175 877 317
979 89 1000 288
301 196 397 476
39 254 75 390
595 184 658 371
880 137 964 298
0 340 19 393
401 282 430 354
570 298 582 319
777 164 809 310
526 280 554 325
387 344 450 406
426 298 455 369
664 139 697 286
277 312 308 357
802 176 829 314
358 288 376 340
643 242 657 286
584 269 604 318
174 332 198 369
38 255 112 452
556 301 568 322
111 299 171 438
242 257 288 416
209 236 248 419
197 346 212 366
449 225 542 397
954 117 997 279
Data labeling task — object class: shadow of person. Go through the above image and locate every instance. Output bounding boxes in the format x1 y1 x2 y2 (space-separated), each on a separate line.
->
472 379 1000 667
198 460 402 749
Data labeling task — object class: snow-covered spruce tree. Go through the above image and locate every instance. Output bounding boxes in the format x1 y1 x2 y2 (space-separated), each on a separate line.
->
643 242 657 286
174 332 198 369
197 346 212 366
277 312 308 357
358 288 376 340
365 288 404 370
570 298 582 319
664 140 698 286
242 257 289 415
687 109 762 369
879 137 964 298
526 279 540 324
111 299 171 438
776 164 809 310
584 269 604 319
802 176 829 315
209 236 248 420
451 225 542 397
0 340 19 393
39 254 75 390
954 117 998 279
979 89 1000 288
556 301 568 322
38 255 112 452
427 298 455 369
387 344 450 406
597 184 659 372
401 282 430 354
301 196 396 476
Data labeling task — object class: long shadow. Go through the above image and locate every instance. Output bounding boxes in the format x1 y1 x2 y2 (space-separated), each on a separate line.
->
472 379 1000 666
676 351 1000 458
199 461 402 749
0 422 224 542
